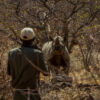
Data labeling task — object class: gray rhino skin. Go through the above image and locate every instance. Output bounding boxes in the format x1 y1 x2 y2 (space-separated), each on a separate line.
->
42 36 70 75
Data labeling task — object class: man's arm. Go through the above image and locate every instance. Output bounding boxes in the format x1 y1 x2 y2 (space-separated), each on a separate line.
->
37 52 49 76
7 52 11 75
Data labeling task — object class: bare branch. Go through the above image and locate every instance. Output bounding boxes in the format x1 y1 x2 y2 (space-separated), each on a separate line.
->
16 0 21 15
66 0 76 5
68 9 100 53
67 2 86 20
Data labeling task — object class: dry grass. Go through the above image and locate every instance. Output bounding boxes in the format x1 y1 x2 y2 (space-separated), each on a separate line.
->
0 43 100 100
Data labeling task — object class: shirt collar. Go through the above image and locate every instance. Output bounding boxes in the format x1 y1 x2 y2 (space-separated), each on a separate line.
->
21 43 33 48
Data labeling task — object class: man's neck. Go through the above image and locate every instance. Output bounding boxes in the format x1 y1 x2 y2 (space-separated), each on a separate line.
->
22 43 33 48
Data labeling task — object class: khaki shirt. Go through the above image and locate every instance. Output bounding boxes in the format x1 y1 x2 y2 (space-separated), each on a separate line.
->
7 46 48 89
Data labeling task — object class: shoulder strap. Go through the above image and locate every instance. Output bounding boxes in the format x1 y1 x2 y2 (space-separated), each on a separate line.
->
19 48 49 75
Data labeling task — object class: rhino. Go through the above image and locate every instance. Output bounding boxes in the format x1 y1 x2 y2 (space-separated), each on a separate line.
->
42 36 70 75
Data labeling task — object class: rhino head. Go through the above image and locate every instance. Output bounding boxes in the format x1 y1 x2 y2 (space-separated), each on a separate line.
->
52 36 65 55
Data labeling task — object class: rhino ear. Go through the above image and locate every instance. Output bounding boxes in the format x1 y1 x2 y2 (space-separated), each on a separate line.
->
64 36 66 42
49 36 53 41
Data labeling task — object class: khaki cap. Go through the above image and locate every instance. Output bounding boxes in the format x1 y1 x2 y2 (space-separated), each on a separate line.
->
20 27 35 40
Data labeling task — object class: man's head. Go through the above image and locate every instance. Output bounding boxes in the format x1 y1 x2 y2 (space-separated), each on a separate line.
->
20 27 35 44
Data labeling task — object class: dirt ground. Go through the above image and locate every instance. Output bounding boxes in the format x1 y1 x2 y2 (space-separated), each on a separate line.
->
0 41 100 100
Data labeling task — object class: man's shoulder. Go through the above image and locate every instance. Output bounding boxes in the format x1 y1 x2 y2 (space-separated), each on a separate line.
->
34 49 42 54
9 47 42 56
9 48 20 55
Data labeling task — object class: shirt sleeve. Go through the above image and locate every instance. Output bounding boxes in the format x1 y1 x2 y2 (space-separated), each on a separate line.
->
37 52 49 75
7 52 11 75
